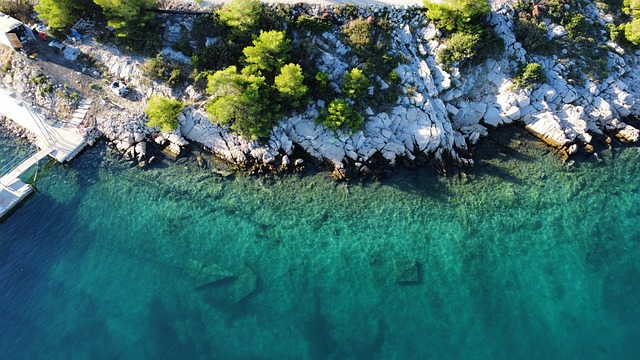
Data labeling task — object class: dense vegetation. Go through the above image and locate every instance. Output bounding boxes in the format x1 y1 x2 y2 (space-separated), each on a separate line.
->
0 0 34 22
424 0 503 67
144 95 184 132
32 0 159 54
141 54 184 87
204 25 304 139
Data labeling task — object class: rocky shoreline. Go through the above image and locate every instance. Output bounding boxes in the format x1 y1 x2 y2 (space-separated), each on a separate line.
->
2 0 640 180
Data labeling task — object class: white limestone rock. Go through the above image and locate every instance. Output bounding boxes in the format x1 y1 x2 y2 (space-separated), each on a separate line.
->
617 124 640 143
453 101 487 128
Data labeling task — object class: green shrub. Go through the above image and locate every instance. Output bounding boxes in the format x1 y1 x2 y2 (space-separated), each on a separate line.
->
563 13 590 38
342 18 374 54
144 95 184 132
424 0 490 32
172 36 193 57
141 54 184 87
515 62 546 88
318 99 364 132
541 0 570 22
274 63 307 107
315 71 329 88
69 91 80 104
607 23 622 42
438 30 481 66
513 16 552 54
296 15 332 33
624 18 640 45
1 52 11 73
342 68 370 100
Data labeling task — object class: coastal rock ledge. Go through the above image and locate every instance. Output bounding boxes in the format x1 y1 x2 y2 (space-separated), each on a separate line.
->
2 0 640 179
164 1 640 178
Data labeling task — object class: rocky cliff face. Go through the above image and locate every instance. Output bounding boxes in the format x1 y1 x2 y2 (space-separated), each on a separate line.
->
5 1 640 179
172 1 640 178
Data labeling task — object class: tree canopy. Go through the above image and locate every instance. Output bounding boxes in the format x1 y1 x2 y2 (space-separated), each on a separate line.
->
216 0 262 33
144 95 184 132
93 0 159 54
93 0 155 24
319 99 364 132
424 0 490 32
243 30 291 76
274 63 307 107
624 18 640 45
34 0 98 32
342 68 370 100
206 66 279 139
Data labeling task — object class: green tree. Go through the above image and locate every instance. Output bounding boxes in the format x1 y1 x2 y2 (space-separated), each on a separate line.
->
94 0 159 54
424 0 489 32
34 0 98 32
624 18 640 45
207 65 245 95
216 0 262 33
342 68 370 100
274 63 307 107
144 95 185 132
320 99 364 132
93 0 155 25
624 0 640 17
206 66 279 139
243 30 291 76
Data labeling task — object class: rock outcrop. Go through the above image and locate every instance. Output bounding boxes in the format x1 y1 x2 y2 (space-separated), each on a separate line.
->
5 1 640 178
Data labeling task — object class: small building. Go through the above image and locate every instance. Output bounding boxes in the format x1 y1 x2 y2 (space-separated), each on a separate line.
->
0 12 35 50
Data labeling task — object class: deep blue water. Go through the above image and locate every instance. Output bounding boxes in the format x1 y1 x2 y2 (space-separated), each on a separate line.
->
1 127 640 359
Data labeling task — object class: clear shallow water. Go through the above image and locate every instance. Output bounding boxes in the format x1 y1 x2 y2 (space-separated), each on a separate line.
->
1 128 640 359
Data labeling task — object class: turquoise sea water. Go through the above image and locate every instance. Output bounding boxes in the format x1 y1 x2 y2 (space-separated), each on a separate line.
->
1 126 640 359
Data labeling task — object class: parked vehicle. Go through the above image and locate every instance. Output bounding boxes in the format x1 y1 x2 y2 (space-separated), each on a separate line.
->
110 81 129 96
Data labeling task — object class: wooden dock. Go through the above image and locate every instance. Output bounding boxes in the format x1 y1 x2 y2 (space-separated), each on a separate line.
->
0 86 88 219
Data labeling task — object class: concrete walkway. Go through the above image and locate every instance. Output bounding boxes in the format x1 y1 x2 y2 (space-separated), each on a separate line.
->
0 86 88 219
0 87 86 162
0 147 52 219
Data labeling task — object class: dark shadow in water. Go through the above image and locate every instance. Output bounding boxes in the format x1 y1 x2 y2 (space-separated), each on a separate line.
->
304 293 341 360
300 289 388 360
0 189 99 358
470 124 541 184
137 297 205 360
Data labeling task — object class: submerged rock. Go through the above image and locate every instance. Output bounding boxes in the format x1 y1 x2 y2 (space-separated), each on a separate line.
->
195 264 234 288
185 258 234 288
394 259 420 284
229 263 258 303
